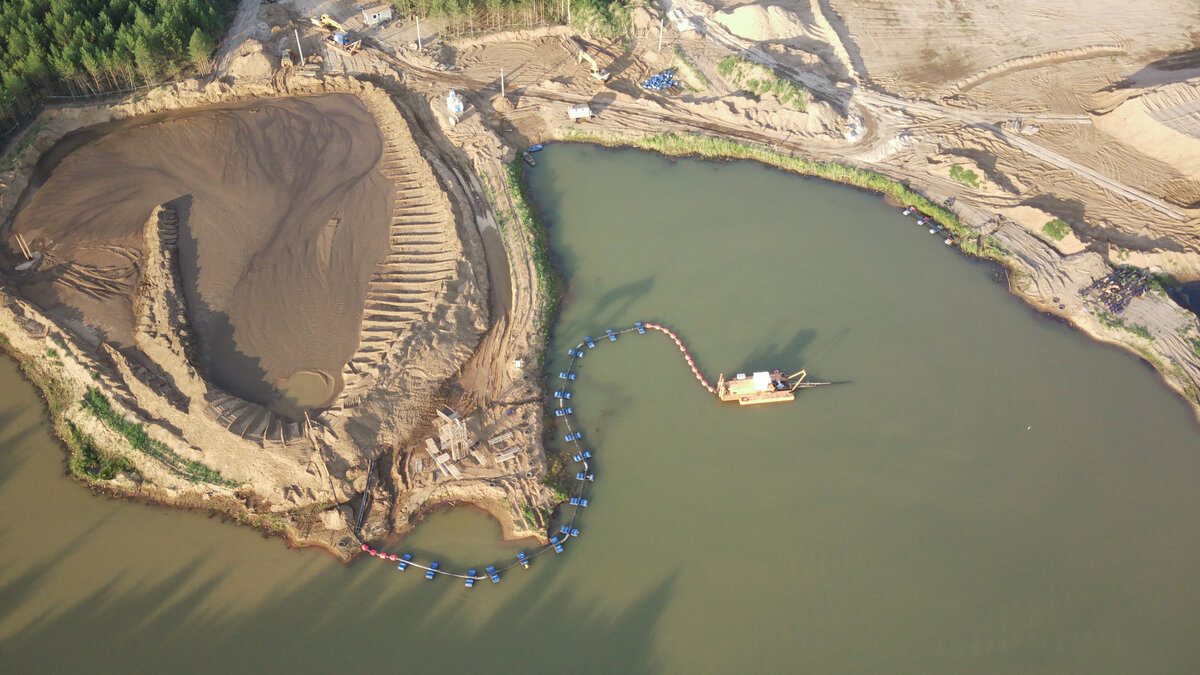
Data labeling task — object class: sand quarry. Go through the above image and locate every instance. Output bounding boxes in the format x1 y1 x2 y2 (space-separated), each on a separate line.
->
12 95 392 415
2 0 1200 556
0 70 543 556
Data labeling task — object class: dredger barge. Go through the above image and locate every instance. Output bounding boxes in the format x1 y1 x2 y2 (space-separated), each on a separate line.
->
716 369 827 405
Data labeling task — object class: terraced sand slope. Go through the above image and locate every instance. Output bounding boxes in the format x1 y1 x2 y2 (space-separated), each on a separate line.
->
10 95 393 416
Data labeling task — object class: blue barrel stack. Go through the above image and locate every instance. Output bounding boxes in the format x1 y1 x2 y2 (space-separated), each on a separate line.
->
642 69 681 91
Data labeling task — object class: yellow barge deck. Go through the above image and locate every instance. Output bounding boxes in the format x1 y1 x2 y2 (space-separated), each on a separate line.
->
716 370 827 405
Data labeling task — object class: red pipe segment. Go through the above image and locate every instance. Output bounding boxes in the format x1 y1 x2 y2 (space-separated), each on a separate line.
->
646 322 717 396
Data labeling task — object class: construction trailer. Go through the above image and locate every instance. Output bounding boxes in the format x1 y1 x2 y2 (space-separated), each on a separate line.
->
568 104 593 120
361 4 393 26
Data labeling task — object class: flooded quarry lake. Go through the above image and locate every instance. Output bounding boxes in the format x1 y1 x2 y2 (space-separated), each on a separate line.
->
3 144 1200 672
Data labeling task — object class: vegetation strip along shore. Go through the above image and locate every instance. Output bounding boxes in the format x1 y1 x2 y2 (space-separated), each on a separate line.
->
560 131 1001 261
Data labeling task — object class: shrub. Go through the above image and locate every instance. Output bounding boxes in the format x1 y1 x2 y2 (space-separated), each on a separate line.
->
64 419 133 480
716 56 807 111
949 164 980 189
1042 218 1070 241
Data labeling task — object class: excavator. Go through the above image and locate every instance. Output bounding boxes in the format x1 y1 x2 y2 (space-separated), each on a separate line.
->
311 14 361 56
310 14 345 33
576 44 611 83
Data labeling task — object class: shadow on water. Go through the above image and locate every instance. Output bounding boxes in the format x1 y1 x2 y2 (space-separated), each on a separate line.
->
168 195 276 411
0 340 677 673
0 405 50 490
734 328 817 375
585 275 656 328
0 536 678 673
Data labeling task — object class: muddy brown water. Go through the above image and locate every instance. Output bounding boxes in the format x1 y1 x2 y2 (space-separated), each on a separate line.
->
3 144 1200 672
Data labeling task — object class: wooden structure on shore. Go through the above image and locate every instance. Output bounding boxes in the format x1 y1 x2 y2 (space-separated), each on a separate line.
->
716 369 829 406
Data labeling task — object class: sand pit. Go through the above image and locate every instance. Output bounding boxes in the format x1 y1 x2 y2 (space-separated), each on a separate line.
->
10 94 393 417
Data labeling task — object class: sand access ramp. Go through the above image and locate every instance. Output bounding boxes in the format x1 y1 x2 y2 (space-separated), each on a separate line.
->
10 94 393 416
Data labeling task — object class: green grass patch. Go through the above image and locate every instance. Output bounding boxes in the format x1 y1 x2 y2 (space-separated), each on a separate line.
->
1 119 48 173
81 387 238 487
959 235 1006 260
521 503 538 528
717 56 807 111
1042 218 1071 241
1093 310 1153 341
503 158 561 359
949 164 980 189
64 419 133 480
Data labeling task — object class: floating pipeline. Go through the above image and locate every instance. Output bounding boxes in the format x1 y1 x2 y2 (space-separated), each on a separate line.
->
352 321 720 585
901 205 955 246
644 321 718 394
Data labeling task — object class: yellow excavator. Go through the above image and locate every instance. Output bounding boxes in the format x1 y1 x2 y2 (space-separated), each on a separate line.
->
310 14 345 33
311 14 361 56
577 47 611 83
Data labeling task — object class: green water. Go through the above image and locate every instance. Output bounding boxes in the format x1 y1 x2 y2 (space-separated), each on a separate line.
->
3 144 1200 672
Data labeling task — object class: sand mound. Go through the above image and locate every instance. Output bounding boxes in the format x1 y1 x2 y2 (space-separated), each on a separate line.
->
11 95 392 415
1094 84 1200 179
712 4 818 42
692 95 841 139
1002 205 1088 254
226 39 277 81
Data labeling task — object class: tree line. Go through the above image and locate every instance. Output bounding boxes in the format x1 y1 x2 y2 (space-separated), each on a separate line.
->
385 0 628 39
0 0 236 121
